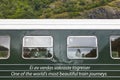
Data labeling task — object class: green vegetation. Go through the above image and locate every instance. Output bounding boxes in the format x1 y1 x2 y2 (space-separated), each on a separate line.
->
0 0 119 19
112 51 119 58
23 47 52 58
0 51 8 58
0 45 9 58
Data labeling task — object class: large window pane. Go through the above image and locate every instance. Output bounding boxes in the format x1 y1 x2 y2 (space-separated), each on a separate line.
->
0 36 10 59
110 36 120 59
67 36 98 59
23 36 53 59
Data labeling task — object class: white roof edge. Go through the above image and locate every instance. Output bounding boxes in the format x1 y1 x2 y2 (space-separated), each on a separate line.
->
0 19 120 25
0 19 119 29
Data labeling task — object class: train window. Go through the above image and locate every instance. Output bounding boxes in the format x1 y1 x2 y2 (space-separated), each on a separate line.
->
110 36 120 59
67 36 98 59
0 36 10 59
22 36 53 59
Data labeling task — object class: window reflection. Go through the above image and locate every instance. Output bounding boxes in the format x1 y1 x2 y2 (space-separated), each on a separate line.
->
67 36 98 59
23 36 53 59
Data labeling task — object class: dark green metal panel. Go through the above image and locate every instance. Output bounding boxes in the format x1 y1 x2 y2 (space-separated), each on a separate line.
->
0 30 120 80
